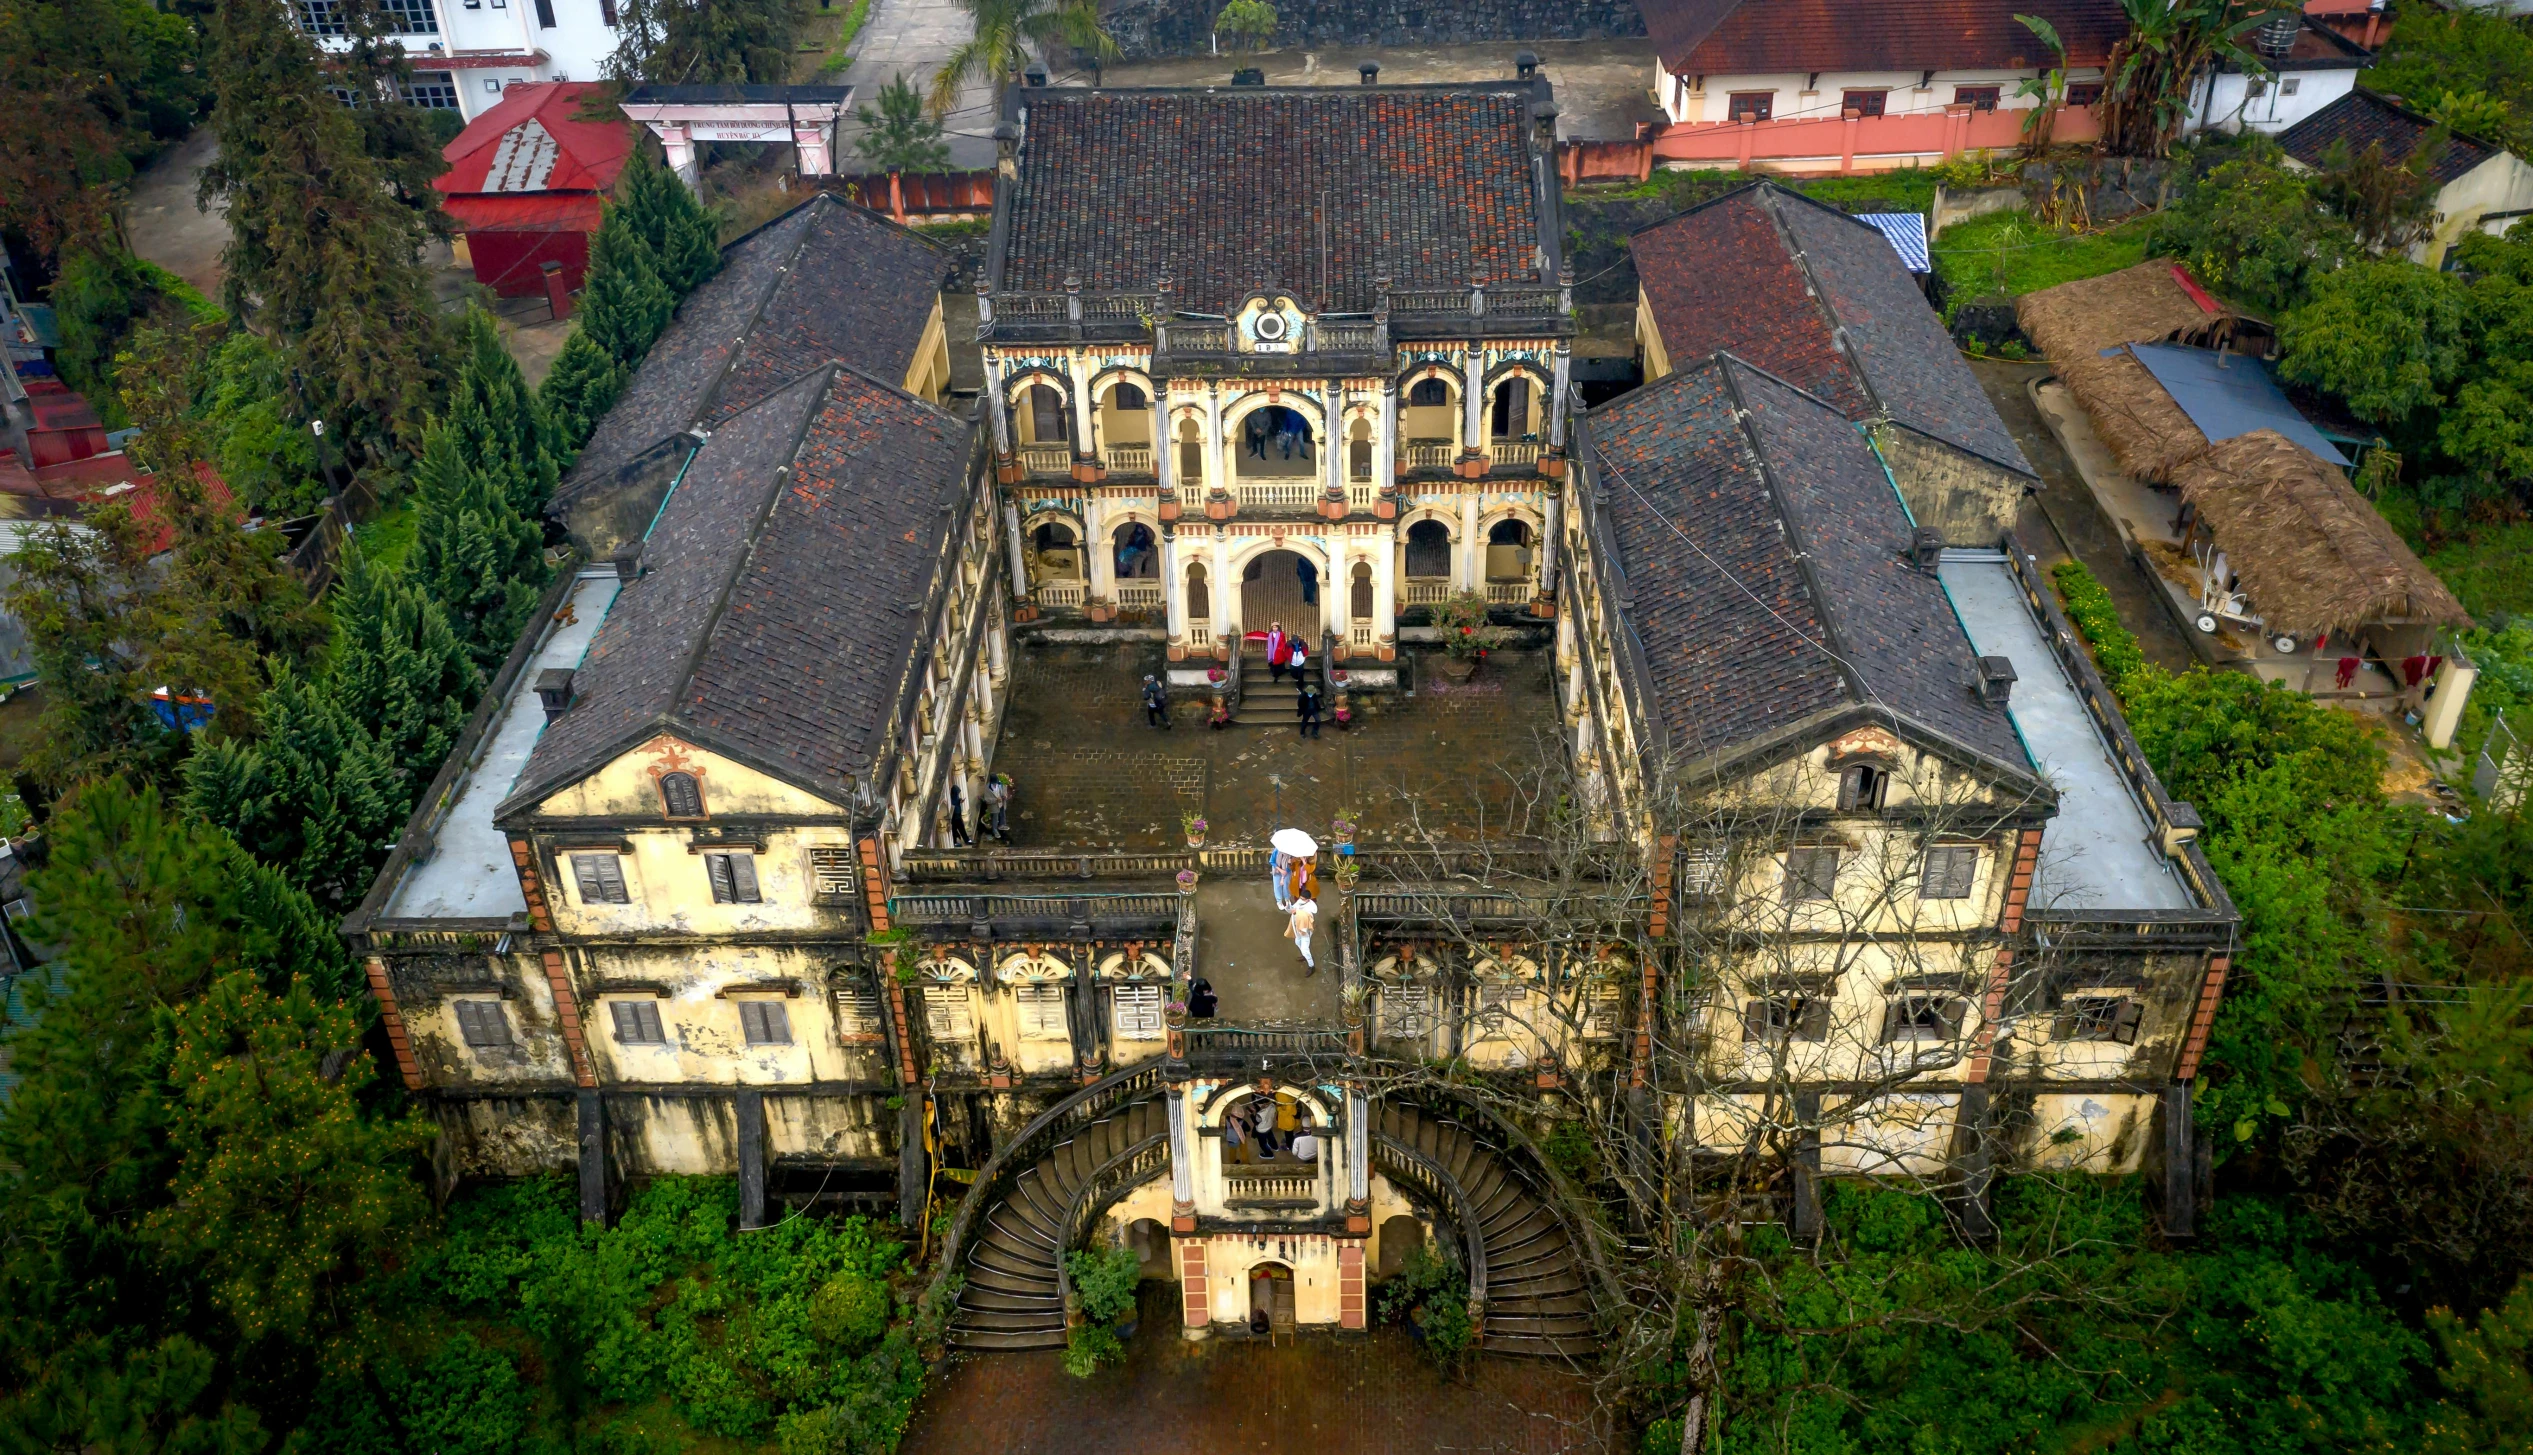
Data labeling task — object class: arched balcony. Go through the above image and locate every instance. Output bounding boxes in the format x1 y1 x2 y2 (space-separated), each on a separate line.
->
1093 377 1154 476
1399 375 1461 472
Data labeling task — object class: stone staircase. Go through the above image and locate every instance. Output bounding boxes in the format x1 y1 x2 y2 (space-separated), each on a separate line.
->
1375 1102 1597 1358
1233 647 1305 725
945 1095 1167 1351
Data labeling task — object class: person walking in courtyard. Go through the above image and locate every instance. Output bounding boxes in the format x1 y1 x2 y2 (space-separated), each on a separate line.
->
1296 680 1323 738
1266 620 1288 683
1287 636 1307 685
947 780 972 846
1269 845 1292 910
1287 892 1317 974
1142 673 1171 729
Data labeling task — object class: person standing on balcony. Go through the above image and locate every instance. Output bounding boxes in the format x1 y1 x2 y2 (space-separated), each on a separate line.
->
1142 674 1172 729
984 774 1013 842
1288 893 1317 974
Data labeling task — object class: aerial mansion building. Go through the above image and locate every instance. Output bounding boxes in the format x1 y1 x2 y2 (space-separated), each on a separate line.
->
346 74 2236 1353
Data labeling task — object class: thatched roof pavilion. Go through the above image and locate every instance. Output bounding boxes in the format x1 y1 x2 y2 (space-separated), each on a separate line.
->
2017 260 2260 484
2173 431 2470 638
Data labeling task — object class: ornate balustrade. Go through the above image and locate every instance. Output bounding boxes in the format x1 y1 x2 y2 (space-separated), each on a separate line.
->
1102 442 1154 475
1402 440 1457 470
1018 444 1072 476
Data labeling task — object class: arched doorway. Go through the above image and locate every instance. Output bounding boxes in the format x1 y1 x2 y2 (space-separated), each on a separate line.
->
1030 520 1081 583
1112 521 1158 579
1349 561 1374 624
1236 404 1315 477
1248 1261 1294 1338
1404 519 1452 585
1186 563 1211 631
1486 518 1534 587
1241 549 1321 642
1127 1216 1170 1278
1376 1214 1425 1276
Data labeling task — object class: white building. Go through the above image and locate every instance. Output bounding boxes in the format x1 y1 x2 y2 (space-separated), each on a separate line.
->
2279 89 2533 266
296 0 618 122
2183 13 2372 137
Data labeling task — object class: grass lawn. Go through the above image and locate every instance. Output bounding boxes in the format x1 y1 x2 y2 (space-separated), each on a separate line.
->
1933 209 2152 315
796 0 872 79
353 499 419 575
2379 492 2533 624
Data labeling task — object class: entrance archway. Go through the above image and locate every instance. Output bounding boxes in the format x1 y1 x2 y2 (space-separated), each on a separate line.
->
1241 548 1321 642
1248 1260 1294 1337
1376 1214 1425 1276
1235 404 1316 478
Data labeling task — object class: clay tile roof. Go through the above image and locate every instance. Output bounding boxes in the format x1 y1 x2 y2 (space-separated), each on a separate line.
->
2279 89 2497 188
506 365 973 812
997 86 1550 313
1634 183 2032 476
1642 0 2131 74
1580 354 2030 771
555 194 949 508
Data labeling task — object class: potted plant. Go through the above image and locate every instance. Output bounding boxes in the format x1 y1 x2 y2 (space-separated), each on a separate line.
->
1176 868 1200 895
1432 591 1510 680
1181 812 1208 848
1063 1245 1144 1377
1329 809 1358 846
1340 980 1372 1027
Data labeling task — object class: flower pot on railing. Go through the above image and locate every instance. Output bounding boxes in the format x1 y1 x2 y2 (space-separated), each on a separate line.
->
1181 814 1208 848
1176 868 1200 894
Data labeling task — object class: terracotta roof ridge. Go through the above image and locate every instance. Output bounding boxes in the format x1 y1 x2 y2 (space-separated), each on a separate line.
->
1751 185 1889 426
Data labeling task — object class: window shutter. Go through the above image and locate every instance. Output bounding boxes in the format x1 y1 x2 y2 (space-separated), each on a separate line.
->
575 854 628 904
661 772 704 817
1584 989 1624 1039
1742 999 1768 1042
1924 846 1977 900
1111 984 1162 1041
2112 1000 2144 1045
834 981 883 1036
1016 984 1070 1041
457 1000 512 1048
924 985 976 1040
1879 1002 1902 1044
1383 984 1432 1039
707 855 736 902
1941 998 1972 1041
611 1000 665 1043
1796 998 1832 1040
1836 769 1860 811
728 854 760 903
740 1001 792 1045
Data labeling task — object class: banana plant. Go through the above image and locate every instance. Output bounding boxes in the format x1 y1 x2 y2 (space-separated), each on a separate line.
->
2096 0 2296 158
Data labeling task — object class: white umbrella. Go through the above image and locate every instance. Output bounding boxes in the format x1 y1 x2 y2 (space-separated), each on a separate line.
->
1271 828 1319 858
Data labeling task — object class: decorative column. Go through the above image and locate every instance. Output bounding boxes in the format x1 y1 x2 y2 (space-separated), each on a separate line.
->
1069 352 1098 481
656 122 699 190
1373 525 1398 661
1002 501 1031 601
1202 387 1227 499
1460 346 1486 475
1163 528 1188 655
1537 490 1561 613
1326 534 1350 655
1345 1085 1370 1224
1458 492 1482 592
1549 341 1573 458
1378 376 1398 484
1084 493 1113 613
1155 398 1177 498
1212 528 1235 648
983 355 1013 462
1168 1079 1210 1338
1324 385 1346 499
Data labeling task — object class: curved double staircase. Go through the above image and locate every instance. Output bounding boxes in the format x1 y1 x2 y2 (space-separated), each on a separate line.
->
938 1066 1602 1359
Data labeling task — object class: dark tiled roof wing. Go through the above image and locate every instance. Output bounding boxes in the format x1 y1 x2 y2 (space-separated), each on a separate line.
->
1583 356 2026 768
508 367 969 811
2279 90 2495 188
1734 367 2026 764
1642 0 2130 72
1001 89 1546 313
557 196 946 505
1635 184 2033 475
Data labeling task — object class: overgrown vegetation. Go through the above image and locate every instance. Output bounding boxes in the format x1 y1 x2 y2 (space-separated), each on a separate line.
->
1933 209 2154 319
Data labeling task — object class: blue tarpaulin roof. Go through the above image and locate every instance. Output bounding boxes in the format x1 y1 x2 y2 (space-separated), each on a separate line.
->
2125 342 2349 465
1857 212 1930 273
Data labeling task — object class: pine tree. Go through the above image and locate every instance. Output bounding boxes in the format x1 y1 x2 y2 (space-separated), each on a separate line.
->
615 147 721 298
144 970 432 1347
183 662 404 910
539 327 628 457
409 422 549 666
576 205 675 368
330 545 481 783
202 0 445 462
854 71 952 175
446 306 560 516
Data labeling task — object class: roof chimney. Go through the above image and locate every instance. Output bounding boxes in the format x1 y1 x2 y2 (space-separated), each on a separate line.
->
1910 526 1944 573
1515 51 1540 80
611 544 642 580
1359 61 1379 84
1023 63 1048 87
1974 655 2018 706
534 668 576 722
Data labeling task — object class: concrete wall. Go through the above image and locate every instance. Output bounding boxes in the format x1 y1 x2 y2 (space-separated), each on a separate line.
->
1099 0 1643 60
1873 425 2026 546
2419 153 2533 267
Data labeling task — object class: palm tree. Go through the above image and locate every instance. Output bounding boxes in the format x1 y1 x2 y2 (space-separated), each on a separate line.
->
927 0 1118 118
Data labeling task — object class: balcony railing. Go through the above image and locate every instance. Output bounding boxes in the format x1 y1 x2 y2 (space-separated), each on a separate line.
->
984 283 1567 343
1489 440 1544 469
1351 621 1375 649
1116 581 1163 609
1403 579 1451 605
1102 442 1154 475
1229 480 1321 511
1036 580 1086 608
1403 439 1457 470
1485 579 1535 605
1186 622 1211 649
1345 482 1378 513
1018 444 1071 476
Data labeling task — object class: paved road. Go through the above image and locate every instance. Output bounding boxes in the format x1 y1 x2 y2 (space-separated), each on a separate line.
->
123 128 227 300
834 0 999 170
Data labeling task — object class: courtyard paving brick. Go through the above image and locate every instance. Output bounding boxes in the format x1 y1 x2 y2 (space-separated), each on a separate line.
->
904 1293 1609 1455
995 642 1563 851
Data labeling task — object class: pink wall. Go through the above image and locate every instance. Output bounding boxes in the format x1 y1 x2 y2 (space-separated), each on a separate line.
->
1560 104 2102 182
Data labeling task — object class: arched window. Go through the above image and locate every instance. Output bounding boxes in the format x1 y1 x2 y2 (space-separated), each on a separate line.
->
1176 418 1203 481
1407 377 1449 408
1112 381 1148 411
1186 564 1211 622
1491 377 1533 438
1347 418 1373 480
1405 520 1452 578
660 772 704 818
1113 521 1158 579
1025 383 1066 445
1350 561 1374 620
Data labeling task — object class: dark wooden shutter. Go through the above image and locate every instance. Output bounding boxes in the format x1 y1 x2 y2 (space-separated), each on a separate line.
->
741 1001 791 1045
2112 1000 2144 1045
611 1000 663 1043
1837 770 1860 811
574 854 628 904
728 854 760 903
1879 1002 1903 1043
457 1000 512 1047
661 773 703 817
1796 998 1832 1040
707 855 736 902
1742 1000 1769 1042
1941 998 1972 1041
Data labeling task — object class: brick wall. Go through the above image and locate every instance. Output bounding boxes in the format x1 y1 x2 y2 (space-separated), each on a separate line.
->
1101 0 1644 59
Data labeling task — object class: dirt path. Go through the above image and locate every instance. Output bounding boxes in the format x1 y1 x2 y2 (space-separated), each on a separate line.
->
123 129 227 300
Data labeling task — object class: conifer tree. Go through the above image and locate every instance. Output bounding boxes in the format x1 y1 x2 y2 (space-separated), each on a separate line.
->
576 207 676 368
182 663 404 910
538 328 628 457
2 505 187 792
615 147 722 297
409 423 549 667
330 545 481 782
201 0 445 461
446 306 560 516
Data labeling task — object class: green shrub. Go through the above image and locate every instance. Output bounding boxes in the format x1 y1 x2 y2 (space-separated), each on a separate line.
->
2050 559 2147 695
390 1334 528 1455
810 1271 892 1352
1065 1244 1143 1326
1061 1323 1123 1379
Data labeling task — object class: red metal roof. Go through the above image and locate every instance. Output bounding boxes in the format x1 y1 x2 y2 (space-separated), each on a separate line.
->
444 192 607 233
436 81 633 200
1644 0 2131 74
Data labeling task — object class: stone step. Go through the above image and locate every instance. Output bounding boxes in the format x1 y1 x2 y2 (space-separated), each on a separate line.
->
958 1285 1063 1313
1487 1311 1597 1338
968 1238 1052 1283
954 1305 1068 1333
1494 1292 1594 1318
1486 1331 1598 1359
945 1328 1070 1351
962 1262 1053 1299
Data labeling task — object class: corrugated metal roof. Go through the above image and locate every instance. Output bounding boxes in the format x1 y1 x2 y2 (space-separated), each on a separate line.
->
483 117 561 193
2126 343 2349 466
1857 211 1929 272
